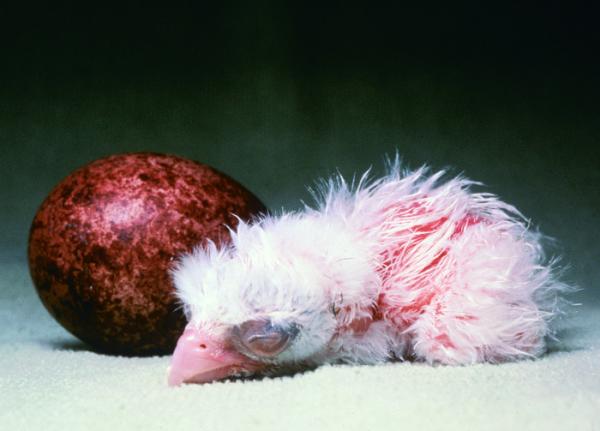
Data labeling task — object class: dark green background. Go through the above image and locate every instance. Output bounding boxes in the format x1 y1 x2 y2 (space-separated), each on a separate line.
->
1 4 598 301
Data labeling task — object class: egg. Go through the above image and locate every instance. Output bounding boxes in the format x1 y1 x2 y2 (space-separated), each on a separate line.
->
28 153 267 356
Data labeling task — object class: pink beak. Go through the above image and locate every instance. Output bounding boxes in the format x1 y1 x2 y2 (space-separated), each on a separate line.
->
167 323 259 386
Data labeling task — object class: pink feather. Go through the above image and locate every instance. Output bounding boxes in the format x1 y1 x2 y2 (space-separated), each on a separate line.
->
313 162 570 364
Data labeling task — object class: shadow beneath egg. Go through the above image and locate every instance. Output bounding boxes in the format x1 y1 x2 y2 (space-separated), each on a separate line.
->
45 338 171 357
45 338 123 356
48 338 93 352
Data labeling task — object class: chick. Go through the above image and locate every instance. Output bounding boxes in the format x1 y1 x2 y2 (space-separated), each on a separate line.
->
167 161 570 385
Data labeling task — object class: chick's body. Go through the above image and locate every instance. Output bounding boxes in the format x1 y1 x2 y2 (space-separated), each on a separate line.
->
168 163 569 385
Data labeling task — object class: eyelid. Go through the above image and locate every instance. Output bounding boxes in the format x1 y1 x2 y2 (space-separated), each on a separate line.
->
232 318 299 359
247 333 278 343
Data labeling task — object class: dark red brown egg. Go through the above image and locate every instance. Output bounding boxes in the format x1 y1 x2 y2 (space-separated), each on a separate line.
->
28 153 267 356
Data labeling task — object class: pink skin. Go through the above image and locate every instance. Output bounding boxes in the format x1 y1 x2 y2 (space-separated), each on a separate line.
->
168 323 263 386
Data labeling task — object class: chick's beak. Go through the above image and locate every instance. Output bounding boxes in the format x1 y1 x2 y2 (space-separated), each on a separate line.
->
167 323 259 386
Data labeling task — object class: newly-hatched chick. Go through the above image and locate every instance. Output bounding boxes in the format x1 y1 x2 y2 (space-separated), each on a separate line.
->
167 161 570 385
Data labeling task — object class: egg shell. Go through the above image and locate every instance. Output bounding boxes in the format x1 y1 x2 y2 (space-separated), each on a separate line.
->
28 152 267 356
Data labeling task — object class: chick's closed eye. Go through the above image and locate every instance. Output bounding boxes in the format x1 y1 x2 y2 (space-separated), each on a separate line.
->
231 318 300 359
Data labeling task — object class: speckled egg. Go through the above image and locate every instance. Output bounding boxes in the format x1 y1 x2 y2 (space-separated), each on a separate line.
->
28 153 267 356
